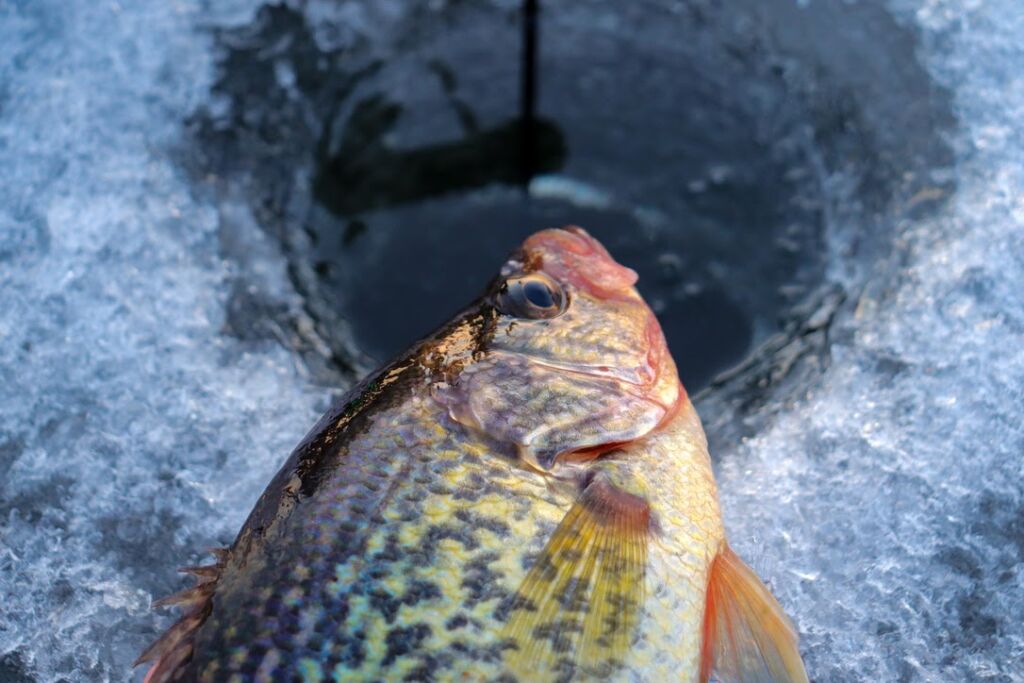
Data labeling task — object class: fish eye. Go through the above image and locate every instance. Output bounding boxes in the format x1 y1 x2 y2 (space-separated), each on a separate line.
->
496 272 567 320
523 279 555 308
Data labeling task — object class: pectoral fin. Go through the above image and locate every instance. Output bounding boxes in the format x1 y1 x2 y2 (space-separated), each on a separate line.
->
700 545 808 683
502 472 651 680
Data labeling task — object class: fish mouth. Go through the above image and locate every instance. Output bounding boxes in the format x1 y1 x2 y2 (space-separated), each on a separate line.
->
513 316 682 473
434 226 683 475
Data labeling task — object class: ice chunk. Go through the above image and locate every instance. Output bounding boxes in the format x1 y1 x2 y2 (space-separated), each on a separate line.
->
0 2 326 681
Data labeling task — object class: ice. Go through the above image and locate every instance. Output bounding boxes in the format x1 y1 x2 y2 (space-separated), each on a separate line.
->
712 2 1024 680
0 2 327 680
1 0 1022 681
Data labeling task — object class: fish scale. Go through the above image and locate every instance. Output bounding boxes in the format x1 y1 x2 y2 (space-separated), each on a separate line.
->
139 228 807 682
187 392 564 680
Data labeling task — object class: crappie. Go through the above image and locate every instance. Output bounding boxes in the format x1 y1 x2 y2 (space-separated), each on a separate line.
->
139 228 807 682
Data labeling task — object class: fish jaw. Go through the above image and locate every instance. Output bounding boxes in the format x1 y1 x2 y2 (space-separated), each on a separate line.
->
435 226 684 472
433 350 673 472
515 226 683 410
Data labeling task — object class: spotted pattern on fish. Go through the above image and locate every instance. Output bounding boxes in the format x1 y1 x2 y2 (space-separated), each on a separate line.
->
174 399 722 681
139 228 808 683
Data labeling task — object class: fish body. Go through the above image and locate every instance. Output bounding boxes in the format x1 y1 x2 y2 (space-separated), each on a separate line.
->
140 228 806 682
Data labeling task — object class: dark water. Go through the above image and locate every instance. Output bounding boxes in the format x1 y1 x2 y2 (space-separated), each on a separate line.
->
296 0 828 391
307 211 761 391
193 0 952 397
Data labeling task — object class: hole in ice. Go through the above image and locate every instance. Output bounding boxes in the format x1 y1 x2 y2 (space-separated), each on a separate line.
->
193 0 954 399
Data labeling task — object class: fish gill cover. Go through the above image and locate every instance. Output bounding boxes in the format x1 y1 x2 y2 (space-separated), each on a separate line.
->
0 0 1021 681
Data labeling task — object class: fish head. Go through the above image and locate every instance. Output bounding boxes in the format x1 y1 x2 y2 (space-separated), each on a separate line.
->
433 227 682 473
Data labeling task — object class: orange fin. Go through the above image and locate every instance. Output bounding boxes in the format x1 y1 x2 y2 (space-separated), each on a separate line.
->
701 545 808 683
135 547 229 683
502 471 651 680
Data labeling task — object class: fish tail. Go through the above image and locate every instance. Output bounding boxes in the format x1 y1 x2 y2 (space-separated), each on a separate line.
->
700 544 808 683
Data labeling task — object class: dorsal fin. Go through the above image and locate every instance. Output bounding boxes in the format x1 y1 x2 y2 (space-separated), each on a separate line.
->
135 548 229 683
700 545 808 683
501 471 651 680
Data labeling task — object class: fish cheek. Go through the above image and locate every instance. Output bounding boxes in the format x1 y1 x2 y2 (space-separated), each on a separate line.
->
431 353 667 471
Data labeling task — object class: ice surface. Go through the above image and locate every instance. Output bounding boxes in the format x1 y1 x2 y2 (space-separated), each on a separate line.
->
0 2 328 680
0 0 1022 681
712 2 1024 680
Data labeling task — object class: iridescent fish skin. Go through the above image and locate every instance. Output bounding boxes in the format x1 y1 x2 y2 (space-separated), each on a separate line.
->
139 228 807 682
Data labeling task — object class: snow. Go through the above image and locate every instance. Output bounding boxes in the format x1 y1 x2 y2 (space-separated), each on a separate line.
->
716 2 1024 680
0 0 1022 681
0 2 325 680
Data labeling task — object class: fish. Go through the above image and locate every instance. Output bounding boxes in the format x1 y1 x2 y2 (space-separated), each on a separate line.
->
137 227 808 682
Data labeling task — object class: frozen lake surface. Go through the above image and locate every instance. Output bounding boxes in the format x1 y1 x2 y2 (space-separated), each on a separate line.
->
1 1 1022 681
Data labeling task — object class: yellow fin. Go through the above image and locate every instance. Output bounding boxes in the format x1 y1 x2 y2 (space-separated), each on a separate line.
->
701 545 808 683
502 473 650 680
